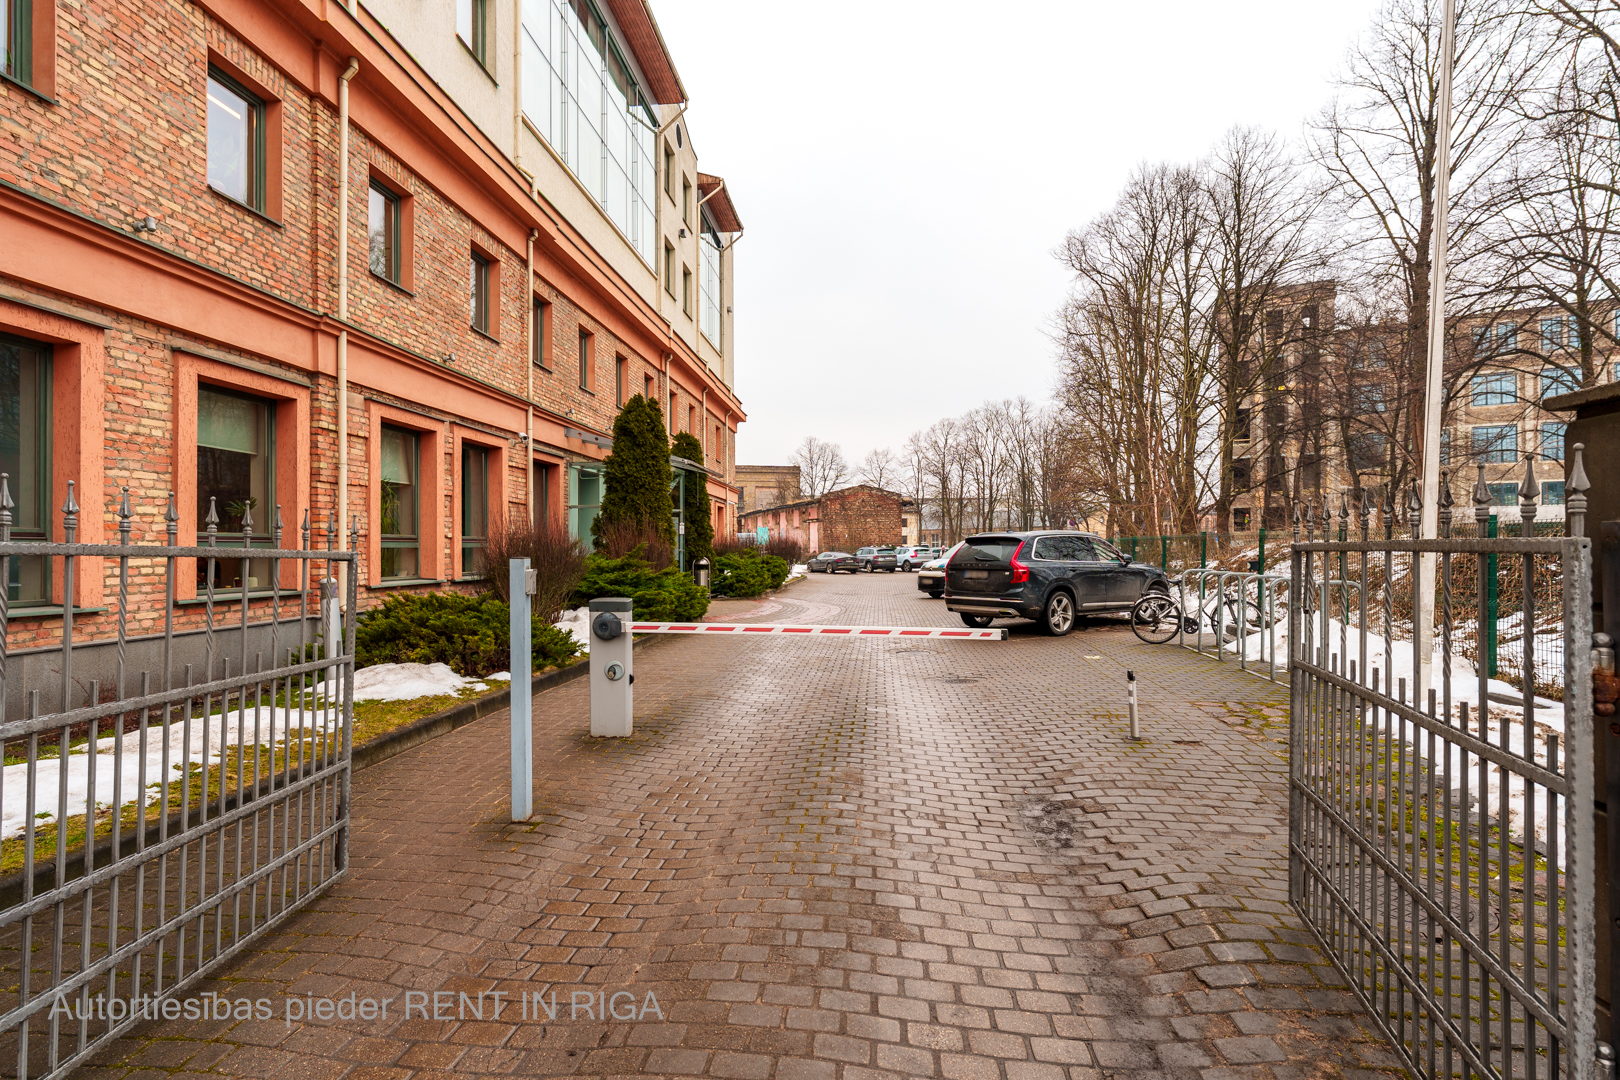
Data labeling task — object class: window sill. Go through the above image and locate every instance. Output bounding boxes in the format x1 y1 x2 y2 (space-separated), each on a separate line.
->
457 37 498 84
0 71 56 105
175 589 307 607
7 606 110 621
208 186 283 228
370 270 414 297
471 325 499 344
535 361 552 373
371 577 444 590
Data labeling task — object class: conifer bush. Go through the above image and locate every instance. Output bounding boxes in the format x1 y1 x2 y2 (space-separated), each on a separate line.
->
592 395 675 550
709 550 791 597
572 551 710 620
670 431 714 567
355 591 582 676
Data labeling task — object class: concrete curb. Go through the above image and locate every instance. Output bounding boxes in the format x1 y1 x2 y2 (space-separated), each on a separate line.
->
352 633 671 772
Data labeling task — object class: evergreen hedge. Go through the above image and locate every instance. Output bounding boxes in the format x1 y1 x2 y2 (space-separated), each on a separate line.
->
710 549 791 598
572 551 710 620
354 591 582 676
593 395 674 550
670 431 714 567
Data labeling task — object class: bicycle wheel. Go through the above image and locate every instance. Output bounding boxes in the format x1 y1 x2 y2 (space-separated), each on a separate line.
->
1131 594 1182 644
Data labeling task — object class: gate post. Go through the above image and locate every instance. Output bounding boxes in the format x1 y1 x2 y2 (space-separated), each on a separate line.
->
510 558 533 822
589 597 634 737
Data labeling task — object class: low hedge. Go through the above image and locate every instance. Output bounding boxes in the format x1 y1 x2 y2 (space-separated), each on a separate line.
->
572 551 710 621
711 550 791 597
355 590 582 676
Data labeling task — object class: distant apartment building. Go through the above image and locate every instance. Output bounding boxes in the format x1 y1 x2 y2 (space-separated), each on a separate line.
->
1223 283 1612 533
0 0 744 646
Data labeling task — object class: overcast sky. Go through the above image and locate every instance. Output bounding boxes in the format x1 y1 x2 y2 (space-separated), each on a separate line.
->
655 0 1389 472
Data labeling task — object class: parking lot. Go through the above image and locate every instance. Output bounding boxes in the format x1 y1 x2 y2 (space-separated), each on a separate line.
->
86 572 1401 1080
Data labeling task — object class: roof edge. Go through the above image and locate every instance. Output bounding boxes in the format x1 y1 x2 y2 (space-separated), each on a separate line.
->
603 0 687 104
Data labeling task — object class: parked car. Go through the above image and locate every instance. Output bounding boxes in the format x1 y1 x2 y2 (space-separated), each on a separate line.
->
856 546 898 573
808 551 861 574
895 546 933 571
917 542 964 598
943 531 1169 636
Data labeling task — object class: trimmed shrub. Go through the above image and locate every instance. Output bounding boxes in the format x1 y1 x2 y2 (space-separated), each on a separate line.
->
671 431 714 567
355 590 582 676
572 551 710 620
593 396 674 550
480 516 587 621
710 549 791 598
763 535 806 565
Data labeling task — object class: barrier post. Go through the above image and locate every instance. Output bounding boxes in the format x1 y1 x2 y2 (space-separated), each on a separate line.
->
590 597 635 737
510 558 534 821
1257 528 1266 575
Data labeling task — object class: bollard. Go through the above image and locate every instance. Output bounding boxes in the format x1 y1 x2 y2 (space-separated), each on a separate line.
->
510 558 534 821
1127 670 1140 740
590 597 634 737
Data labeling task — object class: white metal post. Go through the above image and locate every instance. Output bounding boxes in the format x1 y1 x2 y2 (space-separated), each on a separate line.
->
510 558 532 821
590 597 634 737
1417 0 1457 700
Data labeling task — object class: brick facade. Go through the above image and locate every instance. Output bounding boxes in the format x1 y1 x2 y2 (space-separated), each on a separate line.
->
739 485 905 554
0 0 745 657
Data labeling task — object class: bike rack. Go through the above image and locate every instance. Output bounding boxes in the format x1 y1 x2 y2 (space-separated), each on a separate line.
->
1173 569 1361 682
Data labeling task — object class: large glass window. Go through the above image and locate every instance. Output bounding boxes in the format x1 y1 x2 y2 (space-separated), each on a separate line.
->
1541 316 1573 351
206 69 265 211
699 224 722 346
1540 421 1566 461
1540 365 1578 398
197 385 275 591
1472 424 1517 463
369 183 401 283
1471 372 1515 406
0 334 51 606
521 0 657 261
3 0 31 84
461 444 489 576
567 462 602 541
380 426 419 579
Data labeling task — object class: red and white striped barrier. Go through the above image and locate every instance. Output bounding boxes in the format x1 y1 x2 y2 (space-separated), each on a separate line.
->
627 622 1006 640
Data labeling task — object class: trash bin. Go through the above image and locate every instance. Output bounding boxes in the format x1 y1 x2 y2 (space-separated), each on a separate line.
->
694 556 711 592
1248 559 1262 574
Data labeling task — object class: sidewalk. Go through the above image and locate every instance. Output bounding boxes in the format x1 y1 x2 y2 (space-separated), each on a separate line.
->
84 575 1403 1079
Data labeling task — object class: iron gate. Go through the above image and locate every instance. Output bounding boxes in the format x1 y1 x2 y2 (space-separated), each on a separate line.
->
0 481 357 1079
1288 454 1600 1079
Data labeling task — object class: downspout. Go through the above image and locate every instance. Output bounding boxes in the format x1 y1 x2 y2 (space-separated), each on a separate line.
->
336 56 360 596
663 352 672 436
526 228 537 525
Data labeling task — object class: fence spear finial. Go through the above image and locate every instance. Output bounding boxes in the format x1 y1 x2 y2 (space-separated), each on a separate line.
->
1358 486 1372 540
240 502 254 538
165 491 178 544
62 480 79 543
1518 452 1540 538
1291 503 1301 542
1381 485 1396 539
1472 462 1491 527
1569 443 1590 539
205 496 219 544
118 485 132 545
1407 480 1422 535
1 473 12 542
1437 469 1454 538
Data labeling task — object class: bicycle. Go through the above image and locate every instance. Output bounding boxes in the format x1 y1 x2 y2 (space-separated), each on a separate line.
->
1130 578 1265 645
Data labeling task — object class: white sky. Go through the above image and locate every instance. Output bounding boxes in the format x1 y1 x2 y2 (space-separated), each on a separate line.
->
655 0 1389 471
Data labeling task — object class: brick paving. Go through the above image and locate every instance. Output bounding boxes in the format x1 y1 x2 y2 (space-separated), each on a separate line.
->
82 573 1405 1079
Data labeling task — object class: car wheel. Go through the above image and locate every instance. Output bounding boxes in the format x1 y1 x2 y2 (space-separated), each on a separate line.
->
928 590 943 599
960 613 994 628
1042 591 1076 637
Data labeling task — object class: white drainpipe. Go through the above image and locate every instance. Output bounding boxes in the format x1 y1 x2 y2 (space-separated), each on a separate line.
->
336 56 360 594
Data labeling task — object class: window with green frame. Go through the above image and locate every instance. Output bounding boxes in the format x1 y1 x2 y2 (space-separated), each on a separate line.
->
197 385 275 591
0 333 51 606
461 443 489 576
3 0 33 85
566 462 601 541
380 426 419 579
206 68 266 212
368 182 402 283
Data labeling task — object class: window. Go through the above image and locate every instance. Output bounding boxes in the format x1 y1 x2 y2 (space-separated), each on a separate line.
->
1472 325 1491 356
682 176 692 227
664 143 674 199
1233 408 1252 442
1230 458 1251 492
1540 365 1578 399
615 356 625 405
1349 433 1386 472
578 329 593 391
520 0 657 260
2 0 33 85
567 462 603 541
368 182 401 283
1440 428 1451 466
1299 454 1321 491
687 404 695 433
470 252 490 334
1472 424 1517 463
1471 372 1515 406
1541 421 1566 460
1487 482 1519 506
1496 323 1516 354
669 390 676 425
457 0 488 65
1233 507 1251 531
699 223 722 345
379 426 419 579
644 374 653 400
664 243 676 297
682 265 693 317
461 443 489 576
0 334 51 606
532 298 550 368
1543 480 1565 505
714 425 722 462
207 69 265 211
1541 317 1572 351
1352 383 1386 414
196 385 275 590
533 461 553 528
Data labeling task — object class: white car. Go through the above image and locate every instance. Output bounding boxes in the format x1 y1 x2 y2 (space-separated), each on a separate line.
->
916 542 963 597
895 546 934 571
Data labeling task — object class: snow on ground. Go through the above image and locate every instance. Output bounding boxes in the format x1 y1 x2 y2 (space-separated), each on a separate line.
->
350 662 489 702
2 700 338 840
555 606 591 653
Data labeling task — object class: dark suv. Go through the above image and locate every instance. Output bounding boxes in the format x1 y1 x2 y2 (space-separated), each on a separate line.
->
944 531 1169 636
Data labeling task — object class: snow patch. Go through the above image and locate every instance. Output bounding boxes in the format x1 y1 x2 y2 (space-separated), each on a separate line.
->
554 606 592 653
351 662 488 702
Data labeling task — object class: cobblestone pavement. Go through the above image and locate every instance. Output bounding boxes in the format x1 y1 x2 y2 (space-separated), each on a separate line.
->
84 573 1405 1080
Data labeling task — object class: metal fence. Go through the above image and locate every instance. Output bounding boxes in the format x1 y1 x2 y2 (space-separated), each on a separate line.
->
0 481 357 1079
1287 454 1600 1079
1112 530 1272 576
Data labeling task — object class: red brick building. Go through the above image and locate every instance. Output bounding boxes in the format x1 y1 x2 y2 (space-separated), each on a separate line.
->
740 485 907 554
0 0 744 650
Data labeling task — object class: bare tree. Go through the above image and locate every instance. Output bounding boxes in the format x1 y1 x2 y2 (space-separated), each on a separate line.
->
792 436 850 499
859 447 899 491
